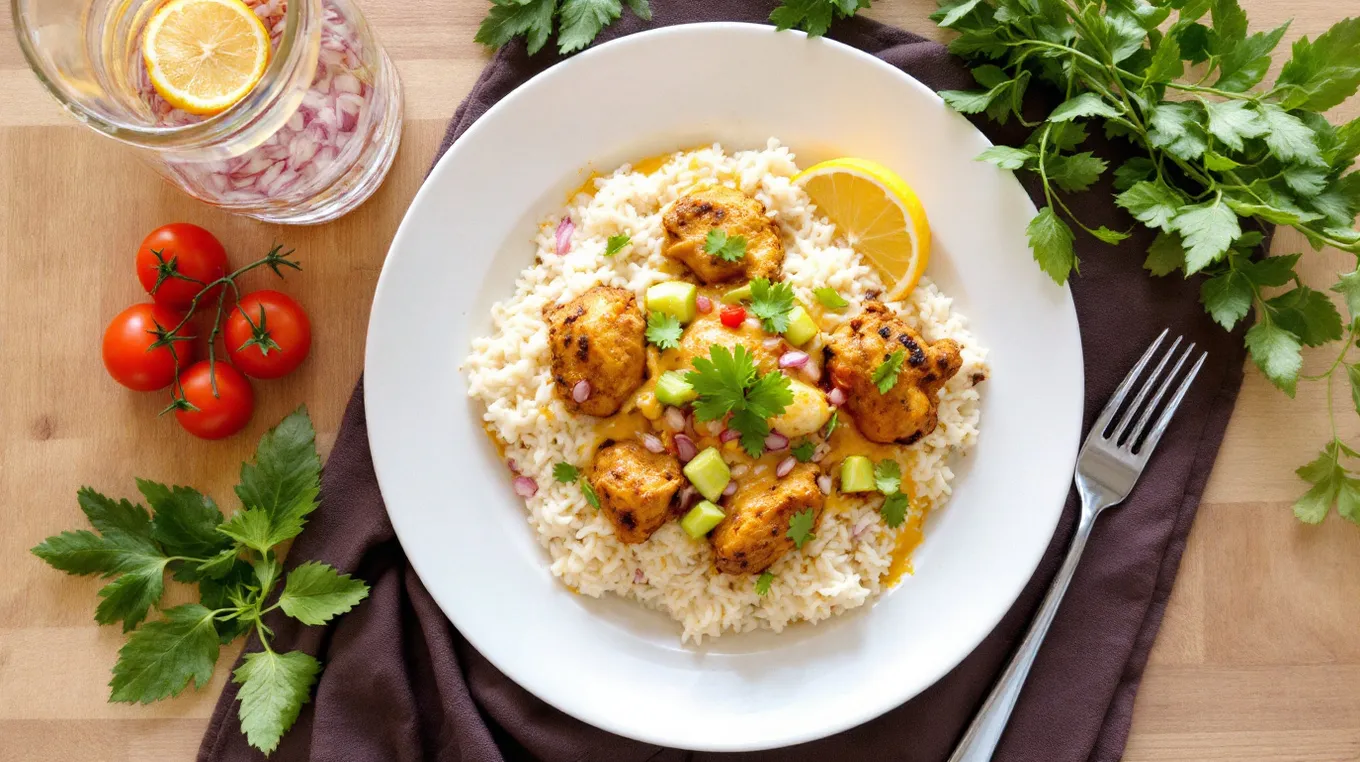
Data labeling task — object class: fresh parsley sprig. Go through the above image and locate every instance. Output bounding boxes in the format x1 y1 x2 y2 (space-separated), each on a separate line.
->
705 229 748 263
749 278 797 333
554 461 600 508
770 0 875 37
686 344 794 457
874 459 910 529
646 310 684 350
475 0 652 56
605 233 631 257
30 410 368 756
872 349 907 394
755 570 775 596
787 507 818 549
932 0 1360 524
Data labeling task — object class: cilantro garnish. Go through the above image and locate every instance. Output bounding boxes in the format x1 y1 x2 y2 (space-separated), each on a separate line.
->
704 229 747 263
786 508 817 550
814 287 849 309
791 439 816 463
824 409 839 438
755 571 774 596
685 345 794 458
553 461 599 509
581 479 601 510
749 278 796 333
874 459 902 495
474 0 652 56
604 234 631 257
872 349 906 394
645 311 684 351
769 0 871 37
880 493 909 529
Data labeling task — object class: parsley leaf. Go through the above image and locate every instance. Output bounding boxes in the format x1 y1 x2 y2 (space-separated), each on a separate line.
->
704 229 747 263
1171 199 1241 273
645 310 684 351
874 459 902 495
1245 320 1303 397
755 571 775 596
553 462 580 483
791 439 816 463
872 349 907 395
1267 287 1344 347
1293 439 1360 524
1027 207 1076 285
1330 266 1360 320
770 0 871 37
1046 152 1108 193
558 0 624 54
474 0 556 56
139 479 231 562
604 234 631 257
881 493 910 529
1048 93 1121 122
233 650 322 755
686 345 793 458
1116 181 1186 232
234 408 320 546
786 508 817 550
976 145 1035 170
824 409 839 438
749 278 796 333
1203 100 1268 153
581 479 601 510
1143 231 1187 277
277 561 370 626
109 603 219 703
814 287 850 309
1277 17 1360 112
1200 270 1253 330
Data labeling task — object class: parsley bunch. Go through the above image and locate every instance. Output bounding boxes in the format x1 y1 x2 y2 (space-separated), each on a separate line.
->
931 0 1360 524
31 410 368 755
475 0 652 55
686 344 795 457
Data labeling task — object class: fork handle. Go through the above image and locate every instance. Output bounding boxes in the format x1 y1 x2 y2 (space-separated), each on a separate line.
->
946 516 1095 762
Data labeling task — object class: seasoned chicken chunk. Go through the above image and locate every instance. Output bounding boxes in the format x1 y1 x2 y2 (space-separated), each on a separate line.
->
824 302 963 445
545 286 647 417
662 186 784 284
672 310 782 374
710 465 824 575
589 440 685 544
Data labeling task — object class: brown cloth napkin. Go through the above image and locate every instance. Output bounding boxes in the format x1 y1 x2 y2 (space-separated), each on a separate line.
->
199 4 1251 761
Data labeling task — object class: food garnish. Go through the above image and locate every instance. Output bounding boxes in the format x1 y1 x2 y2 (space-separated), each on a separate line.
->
553 461 600 508
605 233 631 257
769 0 874 37
839 455 876 493
719 303 747 328
872 349 907 394
704 228 749 263
930 1 1360 523
142 0 270 115
645 310 684 350
791 439 816 463
686 344 795 457
824 409 840 437
475 0 652 55
749 278 797 333
875 459 910 529
814 287 850 309
786 507 817 549
755 571 775 596
874 459 902 495
30 410 367 755
881 493 909 529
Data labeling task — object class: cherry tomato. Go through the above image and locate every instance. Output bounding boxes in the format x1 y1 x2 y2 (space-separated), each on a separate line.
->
174 362 254 440
102 304 195 391
720 304 746 328
224 290 313 379
136 223 229 312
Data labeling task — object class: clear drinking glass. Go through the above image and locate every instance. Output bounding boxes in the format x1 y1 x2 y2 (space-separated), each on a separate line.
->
12 0 403 224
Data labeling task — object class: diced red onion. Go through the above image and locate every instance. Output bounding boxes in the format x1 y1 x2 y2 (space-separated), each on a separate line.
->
818 474 833 495
674 434 698 463
762 337 782 349
828 387 848 407
641 433 665 454
775 456 797 478
811 442 832 463
705 420 723 436
720 428 741 443
779 351 809 369
802 361 822 384
696 295 713 313
765 432 789 451
678 485 699 510
664 407 686 431
730 464 749 478
555 217 575 255
507 458 520 474
722 481 738 497
512 476 538 497
633 568 646 584
745 317 762 331
572 380 591 402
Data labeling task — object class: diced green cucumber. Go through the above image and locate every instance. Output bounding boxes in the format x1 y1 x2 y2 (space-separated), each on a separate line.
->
680 501 726 539
655 370 697 406
645 281 698 324
840 455 876 493
721 284 752 304
783 305 819 346
683 447 731 502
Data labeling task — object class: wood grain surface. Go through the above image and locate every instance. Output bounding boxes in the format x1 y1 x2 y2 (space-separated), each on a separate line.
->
2 2 1358 760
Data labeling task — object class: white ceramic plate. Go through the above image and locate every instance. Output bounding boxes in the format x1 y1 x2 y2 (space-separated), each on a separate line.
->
365 22 1082 752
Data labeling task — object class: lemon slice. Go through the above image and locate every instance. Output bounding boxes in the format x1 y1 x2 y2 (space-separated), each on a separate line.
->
143 0 270 115
795 158 931 301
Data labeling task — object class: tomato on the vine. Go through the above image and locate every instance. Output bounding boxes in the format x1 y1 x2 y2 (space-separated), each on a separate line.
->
173 361 254 439
224 290 312 379
136 223 229 312
102 303 195 391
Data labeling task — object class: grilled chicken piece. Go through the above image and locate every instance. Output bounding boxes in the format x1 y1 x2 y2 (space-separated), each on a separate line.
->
545 286 647 417
662 186 784 284
710 465 824 575
824 302 963 445
672 309 783 374
589 440 685 543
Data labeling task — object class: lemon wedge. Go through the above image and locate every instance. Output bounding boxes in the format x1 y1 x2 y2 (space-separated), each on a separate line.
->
143 0 270 115
795 158 931 301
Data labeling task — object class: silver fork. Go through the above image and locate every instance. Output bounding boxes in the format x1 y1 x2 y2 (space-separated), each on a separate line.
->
947 329 1207 762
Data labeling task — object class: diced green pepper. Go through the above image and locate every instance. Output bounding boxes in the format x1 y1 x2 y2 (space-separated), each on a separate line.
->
840 455 875 493
655 370 697 406
683 447 731 502
721 284 752 304
645 282 698 324
782 305 819 346
680 501 726 538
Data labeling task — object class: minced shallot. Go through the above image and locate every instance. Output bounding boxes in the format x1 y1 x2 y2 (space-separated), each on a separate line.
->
775 456 796 478
512 476 537 498
641 433 665 454
572 380 592 402
674 434 698 463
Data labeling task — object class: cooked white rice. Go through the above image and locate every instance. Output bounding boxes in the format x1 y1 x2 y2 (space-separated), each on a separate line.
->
464 139 987 643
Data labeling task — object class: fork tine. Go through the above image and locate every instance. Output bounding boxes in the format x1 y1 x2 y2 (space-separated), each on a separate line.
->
1113 335 1182 444
1123 341 1194 450
1089 329 1168 441
1135 350 1206 458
